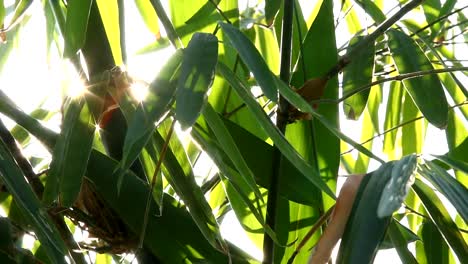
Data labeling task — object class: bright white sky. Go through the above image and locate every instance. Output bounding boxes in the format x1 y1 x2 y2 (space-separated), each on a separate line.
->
0 0 466 263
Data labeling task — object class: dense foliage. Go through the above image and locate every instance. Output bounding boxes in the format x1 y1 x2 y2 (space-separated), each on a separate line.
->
0 0 467 263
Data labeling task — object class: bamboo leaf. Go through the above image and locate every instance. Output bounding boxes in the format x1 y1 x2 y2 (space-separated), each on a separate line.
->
176 32 218 129
412 179 468 262
275 78 385 164
120 50 182 175
154 120 227 252
380 219 420 249
386 29 449 128
193 116 319 206
185 0 220 25
219 22 278 103
419 160 468 223
0 141 68 263
388 220 418 264
217 62 335 199
342 35 375 120
265 0 282 26
64 0 93 57
353 0 386 23
135 0 161 37
383 82 403 156
435 154 468 175
337 163 394 264
377 154 418 218
202 103 264 203
149 0 180 48
4 0 33 30
43 99 95 207
419 219 452 264
96 0 123 65
86 150 234 262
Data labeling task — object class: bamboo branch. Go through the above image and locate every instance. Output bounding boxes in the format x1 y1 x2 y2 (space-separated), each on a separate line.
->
325 0 423 80
263 0 295 263
340 101 467 156
314 67 468 106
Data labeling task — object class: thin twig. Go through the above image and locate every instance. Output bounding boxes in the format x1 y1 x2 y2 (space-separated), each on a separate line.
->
325 0 424 80
287 205 335 264
410 4 468 37
314 67 468 106
208 0 232 24
138 119 176 249
340 101 467 156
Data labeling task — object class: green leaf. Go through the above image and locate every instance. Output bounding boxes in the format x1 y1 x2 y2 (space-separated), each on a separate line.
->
149 0 181 48
435 153 468 175
353 0 386 23
96 0 123 65
412 179 468 262
383 82 403 156
191 121 279 242
380 219 420 249
202 103 263 203
4 0 33 30
193 115 319 205
387 219 418 264
135 0 161 37
135 38 170 55
176 32 218 129
185 0 220 25
0 1 5 26
0 141 68 263
337 163 394 264
43 99 95 207
377 154 418 218
219 22 278 103
154 120 227 252
419 160 468 223
419 219 452 264
290 0 340 216
217 62 335 199
265 0 282 26
342 35 375 120
86 150 234 262
10 108 53 146
401 89 426 155
120 50 182 176
64 0 93 57
386 29 449 128
275 78 384 164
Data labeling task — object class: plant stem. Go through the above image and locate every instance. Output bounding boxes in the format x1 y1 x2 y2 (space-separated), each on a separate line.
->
314 67 468 105
325 0 423 79
263 0 294 263
0 90 57 150
340 101 467 155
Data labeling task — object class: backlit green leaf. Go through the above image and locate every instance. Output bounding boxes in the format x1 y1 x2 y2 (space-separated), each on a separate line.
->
420 160 468 223
96 0 123 65
0 140 68 263
412 179 468 262
220 22 278 102
342 35 375 120
120 50 182 175
217 62 335 199
64 0 93 57
387 29 449 128
176 32 218 129
43 98 95 207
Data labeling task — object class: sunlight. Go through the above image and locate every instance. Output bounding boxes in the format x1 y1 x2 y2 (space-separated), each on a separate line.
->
129 81 149 102
67 77 87 99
